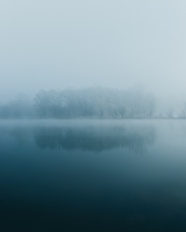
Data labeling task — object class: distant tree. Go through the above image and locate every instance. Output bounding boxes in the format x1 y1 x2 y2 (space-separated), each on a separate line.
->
179 102 186 118
167 107 174 118
34 90 67 118
0 94 32 118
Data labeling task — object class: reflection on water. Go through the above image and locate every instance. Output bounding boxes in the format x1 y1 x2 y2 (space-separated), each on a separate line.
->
34 125 155 153
2 120 186 232
0 121 156 154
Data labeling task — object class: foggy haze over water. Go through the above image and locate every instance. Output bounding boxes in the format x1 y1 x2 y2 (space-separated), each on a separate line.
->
1 0 186 103
1 2 186 231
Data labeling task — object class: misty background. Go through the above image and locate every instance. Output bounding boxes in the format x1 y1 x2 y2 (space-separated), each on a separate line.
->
0 0 186 115
2 2 186 231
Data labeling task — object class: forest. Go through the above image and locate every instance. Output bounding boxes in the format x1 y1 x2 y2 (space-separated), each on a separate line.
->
0 87 158 119
1 87 185 119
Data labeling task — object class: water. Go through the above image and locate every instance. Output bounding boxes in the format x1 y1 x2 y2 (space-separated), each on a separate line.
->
1 120 186 231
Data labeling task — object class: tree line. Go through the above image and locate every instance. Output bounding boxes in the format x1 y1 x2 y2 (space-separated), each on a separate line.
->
0 87 156 119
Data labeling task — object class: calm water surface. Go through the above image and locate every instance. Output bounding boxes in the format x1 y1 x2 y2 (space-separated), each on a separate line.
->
0 120 186 232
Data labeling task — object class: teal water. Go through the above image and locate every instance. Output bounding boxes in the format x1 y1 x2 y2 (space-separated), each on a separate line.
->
0 120 186 232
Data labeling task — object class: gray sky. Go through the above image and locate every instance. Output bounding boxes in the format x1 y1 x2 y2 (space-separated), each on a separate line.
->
0 0 186 101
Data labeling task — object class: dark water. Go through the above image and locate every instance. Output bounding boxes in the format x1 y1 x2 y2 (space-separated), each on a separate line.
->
1 120 186 232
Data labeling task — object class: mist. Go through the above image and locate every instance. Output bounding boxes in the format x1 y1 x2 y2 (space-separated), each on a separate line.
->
2 1 186 232
1 0 186 104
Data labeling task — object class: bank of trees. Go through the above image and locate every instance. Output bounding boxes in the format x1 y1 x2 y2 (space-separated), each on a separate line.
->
0 87 156 119
0 94 32 118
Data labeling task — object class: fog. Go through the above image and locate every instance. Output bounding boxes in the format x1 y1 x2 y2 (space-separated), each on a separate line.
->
0 0 186 106
2 2 186 230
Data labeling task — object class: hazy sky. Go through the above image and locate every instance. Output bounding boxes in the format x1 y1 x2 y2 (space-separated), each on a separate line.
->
0 0 186 100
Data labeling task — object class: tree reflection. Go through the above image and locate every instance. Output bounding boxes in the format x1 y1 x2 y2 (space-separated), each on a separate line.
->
34 125 155 154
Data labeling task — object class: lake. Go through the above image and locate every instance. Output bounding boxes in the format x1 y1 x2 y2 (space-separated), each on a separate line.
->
1 120 186 231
